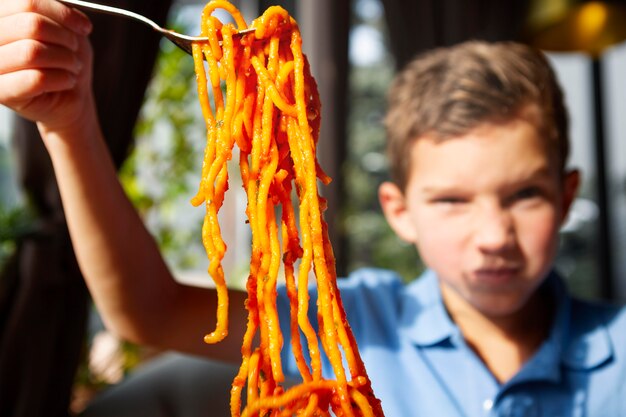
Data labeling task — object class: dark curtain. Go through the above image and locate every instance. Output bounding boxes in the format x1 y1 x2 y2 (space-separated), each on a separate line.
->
380 0 531 70
0 1 172 416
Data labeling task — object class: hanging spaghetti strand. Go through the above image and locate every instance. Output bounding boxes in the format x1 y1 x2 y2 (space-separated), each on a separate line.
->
192 1 384 415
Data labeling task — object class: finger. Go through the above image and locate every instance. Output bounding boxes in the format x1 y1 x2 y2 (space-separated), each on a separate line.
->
0 0 92 36
0 13 80 51
0 68 76 107
0 39 82 75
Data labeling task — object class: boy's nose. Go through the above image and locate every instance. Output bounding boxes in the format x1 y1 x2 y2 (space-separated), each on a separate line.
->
473 207 515 253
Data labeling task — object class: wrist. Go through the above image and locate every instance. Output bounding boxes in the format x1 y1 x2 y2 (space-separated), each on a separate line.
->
38 95 102 154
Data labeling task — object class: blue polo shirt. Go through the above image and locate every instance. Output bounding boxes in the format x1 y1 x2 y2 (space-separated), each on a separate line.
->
277 268 626 416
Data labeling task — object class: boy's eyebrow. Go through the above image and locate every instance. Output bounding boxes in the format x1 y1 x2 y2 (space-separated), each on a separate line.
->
509 165 555 183
418 184 470 195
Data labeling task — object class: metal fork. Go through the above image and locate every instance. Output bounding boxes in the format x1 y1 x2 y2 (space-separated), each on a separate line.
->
56 0 255 56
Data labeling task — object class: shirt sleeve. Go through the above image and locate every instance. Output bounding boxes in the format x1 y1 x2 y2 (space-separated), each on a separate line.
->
276 268 404 381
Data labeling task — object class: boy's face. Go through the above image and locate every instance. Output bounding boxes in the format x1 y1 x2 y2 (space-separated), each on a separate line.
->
379 111 579 318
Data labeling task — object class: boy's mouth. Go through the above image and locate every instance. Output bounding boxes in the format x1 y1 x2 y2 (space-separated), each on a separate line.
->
472 265 522 285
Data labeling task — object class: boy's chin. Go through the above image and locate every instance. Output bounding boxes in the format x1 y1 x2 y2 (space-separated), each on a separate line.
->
467 289 540 320
473 299 528 318
442 281 532 319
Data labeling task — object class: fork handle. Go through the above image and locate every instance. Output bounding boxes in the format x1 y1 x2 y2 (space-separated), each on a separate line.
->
56 0 161 32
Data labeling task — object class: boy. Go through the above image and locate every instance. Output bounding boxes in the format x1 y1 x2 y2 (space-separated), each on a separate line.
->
1 0 625 415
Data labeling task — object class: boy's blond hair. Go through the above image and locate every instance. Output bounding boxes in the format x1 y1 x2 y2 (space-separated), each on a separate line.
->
384 40 569 190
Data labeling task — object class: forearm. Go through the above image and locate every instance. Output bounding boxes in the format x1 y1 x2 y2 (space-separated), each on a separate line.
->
40 106 174 340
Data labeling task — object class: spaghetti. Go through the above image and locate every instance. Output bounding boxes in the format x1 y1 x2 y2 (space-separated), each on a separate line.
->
190 2 384 415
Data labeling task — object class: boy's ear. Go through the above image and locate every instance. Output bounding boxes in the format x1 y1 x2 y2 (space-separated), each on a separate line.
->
378 181 419 243
560 169 580 224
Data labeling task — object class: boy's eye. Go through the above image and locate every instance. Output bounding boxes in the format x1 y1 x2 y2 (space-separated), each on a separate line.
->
512 186 541 201
433 196 466 205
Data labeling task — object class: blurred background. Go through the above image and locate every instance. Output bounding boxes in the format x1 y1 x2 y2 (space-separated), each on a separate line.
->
1 0 625 415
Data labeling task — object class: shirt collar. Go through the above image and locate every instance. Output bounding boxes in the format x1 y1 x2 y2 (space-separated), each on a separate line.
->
560 289 613 371
534 271 613 372
399 269 460 346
